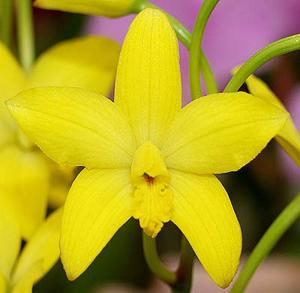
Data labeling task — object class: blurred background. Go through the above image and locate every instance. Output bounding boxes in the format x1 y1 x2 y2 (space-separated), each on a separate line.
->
8 0 300 292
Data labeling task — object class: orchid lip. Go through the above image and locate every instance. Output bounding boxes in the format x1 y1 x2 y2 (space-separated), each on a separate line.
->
131 141 173 238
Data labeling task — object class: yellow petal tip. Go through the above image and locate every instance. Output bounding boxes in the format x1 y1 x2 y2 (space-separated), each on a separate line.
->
33 0 40 7
61 252 80 281
211 258 240 289
33 0 48 9
216 261 240 289
33 0 137 17
65 270 78 282
137 7 170 22
60 237 80 281
60 239 95 282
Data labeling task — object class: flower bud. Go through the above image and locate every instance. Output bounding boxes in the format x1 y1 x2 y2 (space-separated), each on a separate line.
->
34 0 147 18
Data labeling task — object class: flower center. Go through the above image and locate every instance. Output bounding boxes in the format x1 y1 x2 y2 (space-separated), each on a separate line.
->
131 141 173 238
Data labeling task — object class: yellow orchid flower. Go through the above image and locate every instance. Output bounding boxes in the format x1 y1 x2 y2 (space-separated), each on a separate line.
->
0 146 50 240
7 9 288 288
0 201 62 293
245 74 300 166
34 0 142 17
0 196 20 292
0 36 119 240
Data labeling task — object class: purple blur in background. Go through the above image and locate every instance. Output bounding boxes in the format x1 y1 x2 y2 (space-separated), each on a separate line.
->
84 0 300 102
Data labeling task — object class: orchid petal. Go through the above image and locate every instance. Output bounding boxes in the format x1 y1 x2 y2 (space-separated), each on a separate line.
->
0 42 26 99
0 43 26 148
34 0 136 17
11 208 62 293
170 170 241 288
246 75 300 166
30 36 119 96
0 146 49 239
115 8 182 147
7 87 135 169
162 92 288 174
0 196 21 288
61 168 132 280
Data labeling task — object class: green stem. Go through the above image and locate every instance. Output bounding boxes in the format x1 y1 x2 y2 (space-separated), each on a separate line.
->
142 233 177 285
224 34 300 92
173 237 194 293
143 1 218 95
15 0 35 71
198 52 218 95
0 0 13 47
189 0 219 99
231 193 300 293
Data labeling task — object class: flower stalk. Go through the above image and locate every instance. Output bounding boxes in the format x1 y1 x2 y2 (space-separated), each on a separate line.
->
142 233 177 285
225 34 300 93
142 233 195 293
0 0 13 48
189 0 220 99
15 0 35 71
231 193 300 293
